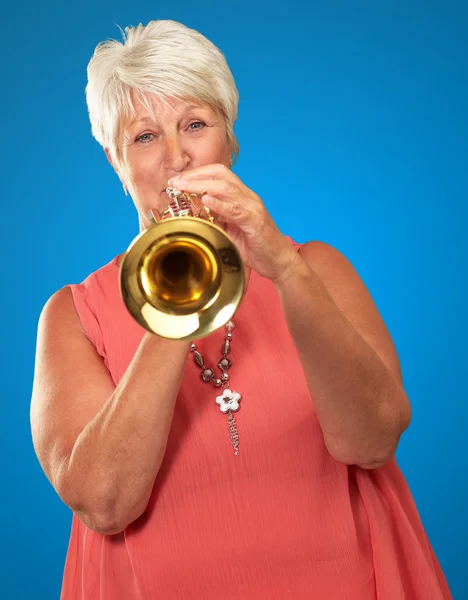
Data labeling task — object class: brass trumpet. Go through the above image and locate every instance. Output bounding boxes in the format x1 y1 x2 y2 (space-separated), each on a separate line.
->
119 188 245 341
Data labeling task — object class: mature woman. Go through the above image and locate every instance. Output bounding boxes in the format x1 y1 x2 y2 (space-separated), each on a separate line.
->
30 19 451 599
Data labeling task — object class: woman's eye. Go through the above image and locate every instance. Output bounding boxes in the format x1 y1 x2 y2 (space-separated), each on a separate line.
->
188 121 205 131
136 133 154 143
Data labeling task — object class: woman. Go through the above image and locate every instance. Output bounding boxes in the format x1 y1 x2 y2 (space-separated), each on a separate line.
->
30 19 451 599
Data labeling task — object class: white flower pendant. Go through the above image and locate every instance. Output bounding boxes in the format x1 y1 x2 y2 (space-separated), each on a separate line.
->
215 389 242 413
215 389 242 455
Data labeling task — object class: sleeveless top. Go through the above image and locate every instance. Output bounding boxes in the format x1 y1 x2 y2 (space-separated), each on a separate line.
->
61 240 452 600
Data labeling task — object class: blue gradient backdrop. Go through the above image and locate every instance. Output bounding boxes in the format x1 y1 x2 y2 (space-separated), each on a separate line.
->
2 1 466 598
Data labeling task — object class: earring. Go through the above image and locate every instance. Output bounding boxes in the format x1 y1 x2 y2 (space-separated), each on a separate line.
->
123 184 128 197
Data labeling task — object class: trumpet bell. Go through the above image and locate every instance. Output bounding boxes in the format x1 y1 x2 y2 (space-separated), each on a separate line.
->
119 216 245 341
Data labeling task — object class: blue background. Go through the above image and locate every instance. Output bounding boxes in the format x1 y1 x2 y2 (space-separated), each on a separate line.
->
2 0 466 598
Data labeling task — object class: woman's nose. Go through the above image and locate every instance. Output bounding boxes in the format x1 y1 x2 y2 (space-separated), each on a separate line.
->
162 136 189 172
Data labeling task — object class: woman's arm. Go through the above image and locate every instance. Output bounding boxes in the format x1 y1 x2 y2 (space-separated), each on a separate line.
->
274 241 411 469
165 165 411 469
30 286 190 535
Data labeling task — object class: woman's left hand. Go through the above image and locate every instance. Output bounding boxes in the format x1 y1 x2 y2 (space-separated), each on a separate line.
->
168 164 300 283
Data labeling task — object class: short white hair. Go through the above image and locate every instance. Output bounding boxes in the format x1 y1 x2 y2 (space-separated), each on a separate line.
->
86 20 240 165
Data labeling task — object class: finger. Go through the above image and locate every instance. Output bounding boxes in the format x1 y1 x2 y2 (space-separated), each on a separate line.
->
202 195 251 225
172 178 239 201
168 163 238 185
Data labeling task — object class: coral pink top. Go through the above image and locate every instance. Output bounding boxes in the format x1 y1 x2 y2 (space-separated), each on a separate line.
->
62 240 451 599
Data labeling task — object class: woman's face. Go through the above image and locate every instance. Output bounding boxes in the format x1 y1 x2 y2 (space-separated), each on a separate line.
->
113 94 232 229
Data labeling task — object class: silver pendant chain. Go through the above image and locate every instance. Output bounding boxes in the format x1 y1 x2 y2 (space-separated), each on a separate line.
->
190 321 242 456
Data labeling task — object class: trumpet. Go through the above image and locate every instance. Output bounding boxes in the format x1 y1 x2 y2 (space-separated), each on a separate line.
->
119 188 246 341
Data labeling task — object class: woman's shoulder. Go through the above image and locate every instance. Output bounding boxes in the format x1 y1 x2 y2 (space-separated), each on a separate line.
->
81 254 121 283
63 254 121 299
41 254 121 326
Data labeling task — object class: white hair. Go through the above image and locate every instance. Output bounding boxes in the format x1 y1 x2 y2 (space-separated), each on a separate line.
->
85 20 240 165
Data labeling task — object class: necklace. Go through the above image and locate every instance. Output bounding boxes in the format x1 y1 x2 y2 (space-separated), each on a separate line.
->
190 320 241 456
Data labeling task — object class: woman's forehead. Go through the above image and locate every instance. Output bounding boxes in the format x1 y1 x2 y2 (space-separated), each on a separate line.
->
122 93 213 126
